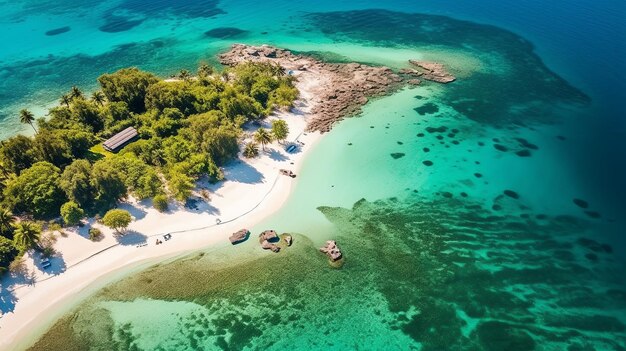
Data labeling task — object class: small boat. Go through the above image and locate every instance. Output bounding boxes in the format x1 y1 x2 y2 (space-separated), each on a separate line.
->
279 169 296 178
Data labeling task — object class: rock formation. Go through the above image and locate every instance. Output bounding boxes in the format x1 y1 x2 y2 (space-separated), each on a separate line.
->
258 229 280 252
219 44 402 133
320 240 343 261
229 229 250 245
284 234 293 247
402 60 456 84
261 240 280 252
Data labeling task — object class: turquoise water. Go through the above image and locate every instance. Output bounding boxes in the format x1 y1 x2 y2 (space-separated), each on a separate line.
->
3 0 626 350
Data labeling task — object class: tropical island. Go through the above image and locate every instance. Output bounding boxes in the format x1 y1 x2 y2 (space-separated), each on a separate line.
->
0 54 299 273
0 44 453 348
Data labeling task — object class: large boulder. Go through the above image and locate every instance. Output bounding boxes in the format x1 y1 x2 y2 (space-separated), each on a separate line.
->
229 229 249 245
320 240 343 261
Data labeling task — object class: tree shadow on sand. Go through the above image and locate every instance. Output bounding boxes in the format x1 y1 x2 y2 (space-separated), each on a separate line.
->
223 161 264 184
268 148 289 162
33 251 66 276
0 285 18 315
120 203 148 220
115 230 147 246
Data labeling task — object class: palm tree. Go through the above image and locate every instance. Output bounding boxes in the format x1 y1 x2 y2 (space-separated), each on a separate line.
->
70 86 83 100
60 93 72 107
13 222 42 251
272 64 286 77
197 63 213 78
243 142 259 158
19 109 37 134
91 91 106 106
178 69 191 82
253 128 272 151
0 208 15 236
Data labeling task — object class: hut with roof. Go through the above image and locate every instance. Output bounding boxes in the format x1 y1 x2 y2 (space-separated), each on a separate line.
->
102 127 138 152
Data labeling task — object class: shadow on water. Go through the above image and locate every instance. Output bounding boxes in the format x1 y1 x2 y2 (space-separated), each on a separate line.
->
305 9 590 126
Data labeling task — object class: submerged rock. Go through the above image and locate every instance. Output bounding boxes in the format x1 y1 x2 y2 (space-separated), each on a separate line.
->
573 198 589 209
503 190 520 199
408 60 456 83
391 152 405 159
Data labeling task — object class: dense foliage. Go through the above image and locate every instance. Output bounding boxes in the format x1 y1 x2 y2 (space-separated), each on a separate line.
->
0 61 298 272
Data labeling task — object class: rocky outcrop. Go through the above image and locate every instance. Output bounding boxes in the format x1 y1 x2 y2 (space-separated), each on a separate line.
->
219 44 402 133
261 240 280 252
320 240 343 261
284 234 293 247
229 229 249 245
259 229 278 242
259 229 280 252
404 60 456 84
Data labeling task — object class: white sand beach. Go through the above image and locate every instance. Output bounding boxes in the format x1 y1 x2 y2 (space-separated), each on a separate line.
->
0 71 324 349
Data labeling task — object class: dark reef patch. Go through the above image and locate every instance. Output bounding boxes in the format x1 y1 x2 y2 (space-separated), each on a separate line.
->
45 26 71 36
426 126 448 134
390 153 405 159
306 9 590 125
573 198 589 209
516 150 532 157
504 190 519 199
414 102 439 116
515 138 539 150
204 27 249 39
99 15 144 33
493 144 508 152
423 147 430 152
422 160 434 166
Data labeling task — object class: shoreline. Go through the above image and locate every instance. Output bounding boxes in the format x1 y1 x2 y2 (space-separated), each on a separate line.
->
0 44 412 350
0 80 323 351
0 117 323 350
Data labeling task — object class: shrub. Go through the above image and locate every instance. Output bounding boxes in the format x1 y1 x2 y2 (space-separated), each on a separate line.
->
88 228 103 241
153 194 169 212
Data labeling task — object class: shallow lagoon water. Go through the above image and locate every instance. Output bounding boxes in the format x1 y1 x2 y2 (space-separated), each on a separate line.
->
2 0 625 350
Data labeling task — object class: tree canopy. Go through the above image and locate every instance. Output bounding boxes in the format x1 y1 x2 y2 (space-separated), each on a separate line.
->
0 60 299 252
102 209 132 234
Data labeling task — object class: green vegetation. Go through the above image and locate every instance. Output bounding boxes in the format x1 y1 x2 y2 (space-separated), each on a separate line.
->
0 61 298 273
60 201 85 226
271 119 289 143
12 222 42 252
19 109 37 134
153 194 169 212
243 142 259 158
102 209 132 234
253 128 272 151
88 227 103 241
